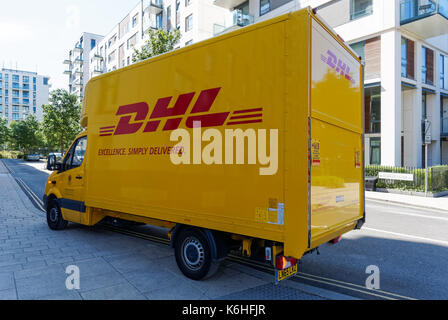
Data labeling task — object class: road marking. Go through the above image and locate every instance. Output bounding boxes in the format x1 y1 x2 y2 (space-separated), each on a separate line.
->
370 209 448 222
298 272 417 300
366 199 448 215
363 227 448 247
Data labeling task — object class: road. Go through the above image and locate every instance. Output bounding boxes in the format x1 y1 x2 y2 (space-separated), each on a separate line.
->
2 158 448 300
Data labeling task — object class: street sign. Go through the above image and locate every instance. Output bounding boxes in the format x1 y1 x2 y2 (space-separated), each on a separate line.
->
424 119 431 144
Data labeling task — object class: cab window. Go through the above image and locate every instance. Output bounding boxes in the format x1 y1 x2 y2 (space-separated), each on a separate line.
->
62 136 87 171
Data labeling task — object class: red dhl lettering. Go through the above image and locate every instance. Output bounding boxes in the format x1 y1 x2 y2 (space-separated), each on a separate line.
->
99 88 263 137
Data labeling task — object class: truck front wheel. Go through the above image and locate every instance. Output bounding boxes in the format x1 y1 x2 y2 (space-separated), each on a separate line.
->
174 228 219 280
47 200 68 230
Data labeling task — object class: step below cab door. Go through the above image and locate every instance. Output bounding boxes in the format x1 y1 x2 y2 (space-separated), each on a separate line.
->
56 136 87 223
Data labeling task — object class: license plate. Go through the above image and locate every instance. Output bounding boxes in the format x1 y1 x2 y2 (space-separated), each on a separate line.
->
275 264 298 284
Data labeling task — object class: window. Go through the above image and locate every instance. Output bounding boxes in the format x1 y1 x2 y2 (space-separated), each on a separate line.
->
23 99 29 105
91 39 96 50
260 0 270 16
127 33 137 49
23 84 29 90
5 89 8 96
43 77 49 85
185 0 191 6
441 54 445 89
185 40 193 46
5 74 8 81
422 46 434 85
12 98 19 104
12 106 19 112
401 37 414 79
156 13 163 29
167 6 172 30
63 136 87 171
12 90 19 97
23 76 29 83
33 77 36 84
23 91 29 98
12 83 19 89
12 75 19 82
350 0 373 20
108 50 116 63
185 14 193 32
132 14 138 28
12 113 19 120
370 138 381 165
422 92 427 120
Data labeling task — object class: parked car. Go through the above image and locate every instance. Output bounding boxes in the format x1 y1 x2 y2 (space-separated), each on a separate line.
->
25 154 40 161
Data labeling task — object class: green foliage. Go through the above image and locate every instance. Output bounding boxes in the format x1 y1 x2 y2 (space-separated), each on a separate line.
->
132 28 181 63
0 150 24 159
41 89 82 154
9 115 43 153
0 118 10 147
365 164 448 193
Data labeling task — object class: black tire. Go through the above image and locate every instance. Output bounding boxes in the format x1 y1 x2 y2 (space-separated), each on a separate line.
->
46 200 68 230
174 228 220 280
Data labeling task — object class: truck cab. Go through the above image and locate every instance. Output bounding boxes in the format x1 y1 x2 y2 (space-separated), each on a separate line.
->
44 132 87 230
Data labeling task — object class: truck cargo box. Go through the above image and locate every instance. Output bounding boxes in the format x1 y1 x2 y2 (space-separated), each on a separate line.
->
49 7 364 264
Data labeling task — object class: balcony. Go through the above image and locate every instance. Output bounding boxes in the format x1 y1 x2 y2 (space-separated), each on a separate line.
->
93 54 103 61
73 45 83 53
63 70 71 75
442 117 448 137
73 58 83 66
213 10 254 36
144 0 163 15
63 59 72 65
400 0 448 38
213 0 246 10
93 68 103 75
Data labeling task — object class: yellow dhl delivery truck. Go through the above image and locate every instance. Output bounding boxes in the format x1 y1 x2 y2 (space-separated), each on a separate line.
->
44 7 365 282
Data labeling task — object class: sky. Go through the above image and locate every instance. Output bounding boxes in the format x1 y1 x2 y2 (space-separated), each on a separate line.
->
0 0 141 91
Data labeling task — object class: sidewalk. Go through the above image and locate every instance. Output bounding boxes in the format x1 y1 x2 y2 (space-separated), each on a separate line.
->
0 160 354 300
366 191 448 212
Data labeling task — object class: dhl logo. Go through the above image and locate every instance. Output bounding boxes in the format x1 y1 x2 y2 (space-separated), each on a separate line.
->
99 87 263 136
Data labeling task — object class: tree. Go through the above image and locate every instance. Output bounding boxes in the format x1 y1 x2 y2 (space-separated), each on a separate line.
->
9 115 43 153
41 89 82 154
0 118 10 149
132 28 181 63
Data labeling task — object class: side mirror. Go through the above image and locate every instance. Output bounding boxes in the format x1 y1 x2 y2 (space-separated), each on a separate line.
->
46 155 60 171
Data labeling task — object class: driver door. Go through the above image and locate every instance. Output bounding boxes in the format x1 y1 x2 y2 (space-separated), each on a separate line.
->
57 136 87 223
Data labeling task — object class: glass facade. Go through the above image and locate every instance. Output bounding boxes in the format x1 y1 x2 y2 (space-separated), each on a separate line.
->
370 138 381 164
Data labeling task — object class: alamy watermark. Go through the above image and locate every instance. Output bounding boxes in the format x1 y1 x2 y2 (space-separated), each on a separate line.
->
65 265 80 290
169 121 279 175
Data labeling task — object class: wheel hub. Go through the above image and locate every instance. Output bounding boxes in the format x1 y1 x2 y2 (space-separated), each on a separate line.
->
182 237 205 270
49 207 58 223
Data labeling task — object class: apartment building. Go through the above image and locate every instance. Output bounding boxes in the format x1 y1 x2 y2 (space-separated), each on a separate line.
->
213 0 448 168
63 32 104 101
0 68 50 123
88 0 231 78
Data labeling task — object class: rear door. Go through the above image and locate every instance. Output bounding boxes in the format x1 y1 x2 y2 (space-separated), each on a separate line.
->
309 17 364 244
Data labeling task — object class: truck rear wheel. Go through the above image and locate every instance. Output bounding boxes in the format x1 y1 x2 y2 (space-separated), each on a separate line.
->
47 200 68 230
174 228 219 280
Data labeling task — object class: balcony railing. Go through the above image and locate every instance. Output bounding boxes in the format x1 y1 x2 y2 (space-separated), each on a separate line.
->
213 10 254 36
350 6 374 20
400 0 448 24
233 10 254 27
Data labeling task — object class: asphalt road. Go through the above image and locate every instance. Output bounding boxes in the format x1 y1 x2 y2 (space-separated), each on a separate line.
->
2 158 448 300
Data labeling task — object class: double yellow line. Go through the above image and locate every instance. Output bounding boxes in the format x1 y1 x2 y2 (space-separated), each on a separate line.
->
101 224 417 301
2 160 46 212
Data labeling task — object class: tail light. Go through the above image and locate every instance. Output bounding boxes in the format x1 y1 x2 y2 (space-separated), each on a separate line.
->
330 236 342 244
275 255 297 270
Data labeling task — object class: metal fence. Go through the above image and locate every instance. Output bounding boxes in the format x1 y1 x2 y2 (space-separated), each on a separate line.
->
365 165 448 193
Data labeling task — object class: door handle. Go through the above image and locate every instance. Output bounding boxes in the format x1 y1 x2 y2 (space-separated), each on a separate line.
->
75 176 83 180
